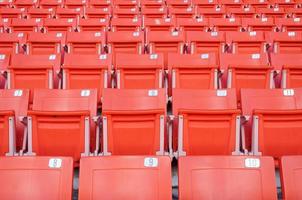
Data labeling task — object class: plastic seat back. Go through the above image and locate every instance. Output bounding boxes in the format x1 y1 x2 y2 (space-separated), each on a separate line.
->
10 18 42 33
84 7 111 19
77 18 109 32
43 18 76 32
111 17 142 31
266 31 302 53
210 17 242 31
242 17 274 31
275 18 302 32
176 17 209 32
143 17 176 31
0 32 26 54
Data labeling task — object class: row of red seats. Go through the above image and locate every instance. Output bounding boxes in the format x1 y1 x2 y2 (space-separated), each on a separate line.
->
2 88 302 163
0 155 302 199
1 17 302 32
1 6 302 19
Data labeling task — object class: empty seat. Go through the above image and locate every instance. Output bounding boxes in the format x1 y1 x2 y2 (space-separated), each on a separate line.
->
226 31 267 53
88 0 111 8
43 18 76 32
112 7 139 18
79 156 172 200
0 156 73 199
39 0 62 9
241 89 302 159
176 17 209 32
243 0 269 8
193 0 218 9
242 17 275 31
286 8 302 18
0 8 23 19
144 17 176 31
271 53 302 88
77 18 108 32
166 0 191 8
64 0 87 9
0 0 11 8
173 89 241 156
275 18 302 32
111 17 142 31
256 7 286 18
168 53 219 91
62 54 111 100
141 6 167 18
66 31 104 54
0 18 10 33
0 32 26 54
0 53 9 88
115 53 164 89
26 32 65 55
9 18 42 33
227 7 256 18
269 0 295 8
280 156 302 200
28 89 98 161
197 6 226 18
26 7 54 19
210 17 242 31
14 0 37 8
219 0 243 8
220 53 272 92
266 31 302 53
178 156 277 200
0 89 29 155
102 89 166 155
7 54 61 94
113 0 138 8
141 0 165 9
168 6 195 18
55 7 83 19
187 31 226 55
147 30 185 67
84 7 111 19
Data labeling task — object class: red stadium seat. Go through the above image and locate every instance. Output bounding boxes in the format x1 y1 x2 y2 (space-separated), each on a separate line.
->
0 89 29 155
88 0 111 8
266 31 302 53
168 6 195 18
0 53 9 88
62 54 111 100
141 6 167 18
271 53 302 88
280 156 302 200
26 32 65 55
0 0 11 8
55 7 83 19
286 7 302 18
256 7 286 18
275 18 302 32
0 7 23 19
209 17 242 31
79 156 172 200
102 89 167 155
66 31 104 54
168 53 219 91
39 0 62 9
226 31 267 53
241 88 302 159
179 156 277 200
113 0 138 8
173 89 241 156
242 17 275 31
26 7 54 19
144 17 176 31
187 31 226 55
176 17 209 32
14 0 36 8
0 156 73 199
64 0 87 9
243 0 269 8
111 17 142 31
269 0 295 8
28 89 98 161
141 0 165 8
193 0 218 9
112 6 139 18
0 32 26 54
227 7 256 18
197 6 226 18
43 18 76 32
115 53 164 89
219 0 244 8
10 18 42 33
166 0 191 8
77 18 108 32
84 7 111 19
0 18 10 33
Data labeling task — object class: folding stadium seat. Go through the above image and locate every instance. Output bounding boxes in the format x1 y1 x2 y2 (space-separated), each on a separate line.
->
266 31 302 53
141 0 165 9
178 156 277 200
227 6 257 18
147 30 185 67
27 89 98 161
0 7 23 18
269 0 295 8
88 0 111 8
210 17 242 31
0 53 9 89
84 7 111 19
219 0 244 8
197 6 227 18
7 54 61 94
0 0 11 8
242 17 275 31
26 7 54 19
9 18 42 33
77 18 108 32
241 88 302 159
141 6 168 18
55 7 83 19
220 53 273 91
226 31 267 53
0 18 10 33
39 0 62 9
173 89 241 156
144 17 176 31
256 7 286 18
113 0 138 8
176 17 209 31
26 32 65 55
270 53 302 88
193 0 218 9
115 53 164 89
168 6 196 18
243 0 269 8
14 0 37 9
286 7 302 18
43 18 76 32
79 156 172 200
275 18 302 31
111 17 142 31
64 0 87 9
107 31 144 55
102 89 167 155
187 31 226 55
166 0 191 8
0 89 29 155
62 54 111 101
66 32 104 54
168 53 219 91
0 156 73 199
0 32 26 54
280 156 302 200
112 7 139 18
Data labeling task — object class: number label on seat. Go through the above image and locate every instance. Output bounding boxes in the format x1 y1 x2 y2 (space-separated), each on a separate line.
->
49 158 62 168
144 158 158 167
245 158 260 168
